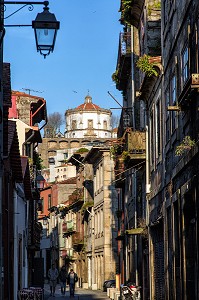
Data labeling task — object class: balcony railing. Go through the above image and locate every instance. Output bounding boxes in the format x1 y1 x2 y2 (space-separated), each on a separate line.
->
116 32 131 91
28 221 42 249
62 220 76 237
178 74 199 108
72 232 84 246
67 188 84 208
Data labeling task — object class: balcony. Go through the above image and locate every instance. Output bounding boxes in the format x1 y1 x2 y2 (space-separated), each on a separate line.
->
115 32 131 91
178 74 199 108
28 221 42 249
72 232 84 251
67 188 84 209
62 220 76 238
119 0 144 28
138 56 161 101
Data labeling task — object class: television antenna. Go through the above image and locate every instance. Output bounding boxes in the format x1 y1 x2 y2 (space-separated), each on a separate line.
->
22 88 44 95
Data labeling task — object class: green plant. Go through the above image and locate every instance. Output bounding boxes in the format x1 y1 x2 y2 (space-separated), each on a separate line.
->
148 1 161 15
136 54 158 77
33 150 43 170
110 145 120 158
175 136 196 156
121 151 130 161
81 200 94 214
112 69 119 85
119 0 133 26
75 148 89 154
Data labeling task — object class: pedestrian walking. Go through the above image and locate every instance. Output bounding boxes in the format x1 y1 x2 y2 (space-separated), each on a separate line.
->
67 268 78 297
48 263 59 297
59 265 67 296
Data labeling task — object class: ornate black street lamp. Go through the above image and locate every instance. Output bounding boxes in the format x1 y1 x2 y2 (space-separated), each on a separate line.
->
32 1 60 58
1 1 60 57
35 173 45 190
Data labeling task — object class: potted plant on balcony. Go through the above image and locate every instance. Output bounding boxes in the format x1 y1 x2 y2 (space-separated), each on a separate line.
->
81 200 94 215
119 0 133 26
111 69 119 86
136 54 159 77
175 136 196 156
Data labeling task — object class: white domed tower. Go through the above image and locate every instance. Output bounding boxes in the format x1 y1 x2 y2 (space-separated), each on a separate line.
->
65 95 112 139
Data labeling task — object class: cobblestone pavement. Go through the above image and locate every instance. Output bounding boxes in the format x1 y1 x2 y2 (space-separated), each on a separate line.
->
44 284 110 300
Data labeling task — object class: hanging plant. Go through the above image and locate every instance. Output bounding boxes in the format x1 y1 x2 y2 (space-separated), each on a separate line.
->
110 144 123 159
81 200 94 214
112 69 119 85
119 0 133 26
148 1 161 16
121 151 130 162
136 54 158 77
175 136 196 156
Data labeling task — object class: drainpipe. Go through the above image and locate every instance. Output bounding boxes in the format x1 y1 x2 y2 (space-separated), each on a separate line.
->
131 25 135 129
145 123 152 299
22 130 35 156
134 171 138 285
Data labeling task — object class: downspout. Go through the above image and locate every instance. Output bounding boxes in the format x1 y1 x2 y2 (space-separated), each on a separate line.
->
145 123 152 300
39 116 47 131
22 130 35 156
131 25 135 129
134 171 138 285
13 187 18 300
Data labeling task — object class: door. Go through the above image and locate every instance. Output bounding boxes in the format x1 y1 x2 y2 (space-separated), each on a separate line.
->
32 257 44 288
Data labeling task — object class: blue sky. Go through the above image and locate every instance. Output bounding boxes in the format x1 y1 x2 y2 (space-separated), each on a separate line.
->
4 0 123 121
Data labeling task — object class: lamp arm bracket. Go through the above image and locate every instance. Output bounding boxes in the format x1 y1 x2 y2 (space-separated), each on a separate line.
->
3 4 34 20
1 1 49 20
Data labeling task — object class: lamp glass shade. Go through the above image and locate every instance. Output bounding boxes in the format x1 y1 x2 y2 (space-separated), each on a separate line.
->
36 174 45 190
32 6 60 57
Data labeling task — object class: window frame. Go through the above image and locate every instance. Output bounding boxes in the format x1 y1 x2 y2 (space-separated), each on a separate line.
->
181 44 189 85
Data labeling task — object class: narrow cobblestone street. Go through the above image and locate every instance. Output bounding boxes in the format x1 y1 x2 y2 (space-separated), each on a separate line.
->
43 284 110 300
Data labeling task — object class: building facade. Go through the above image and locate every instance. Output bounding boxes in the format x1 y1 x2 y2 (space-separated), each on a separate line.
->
113 1 199 299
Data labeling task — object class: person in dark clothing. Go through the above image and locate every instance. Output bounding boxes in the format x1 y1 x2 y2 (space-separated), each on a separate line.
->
59 265 67 295
67 269 78 297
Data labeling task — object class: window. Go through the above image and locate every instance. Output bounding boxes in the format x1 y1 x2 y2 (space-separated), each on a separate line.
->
171 74 176 104
150 111 154 166
48 194 51 209
88 119 93 129
165 88 170 143
182 45 189 85
156 100 161 156
171 73 177 132
72 120 77 130
103 120 107 130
